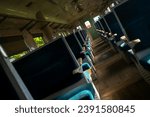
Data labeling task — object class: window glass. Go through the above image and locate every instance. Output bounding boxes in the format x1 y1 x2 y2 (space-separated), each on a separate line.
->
84 21 92 29
33 36 45 47
9 51 28 61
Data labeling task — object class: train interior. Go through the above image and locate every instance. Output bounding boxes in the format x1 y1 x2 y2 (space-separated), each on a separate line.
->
0 0 150 100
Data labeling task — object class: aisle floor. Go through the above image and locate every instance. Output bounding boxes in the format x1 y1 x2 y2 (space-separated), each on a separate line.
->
93 38 150 100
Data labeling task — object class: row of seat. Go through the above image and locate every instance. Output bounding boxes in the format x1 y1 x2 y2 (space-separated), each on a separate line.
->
0 29 100 100
94 0 150 84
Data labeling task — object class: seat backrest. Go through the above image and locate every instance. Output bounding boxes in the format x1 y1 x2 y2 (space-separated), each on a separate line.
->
100 18 110 33
65 33 83 59
94 22 101 30
13 38 83 99
0 64 19 100
105 12 124 42
74 31 85 46
114 0 150 51
79 30 87 41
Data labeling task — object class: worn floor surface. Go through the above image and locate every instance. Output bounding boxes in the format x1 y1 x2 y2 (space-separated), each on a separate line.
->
92 38 150 100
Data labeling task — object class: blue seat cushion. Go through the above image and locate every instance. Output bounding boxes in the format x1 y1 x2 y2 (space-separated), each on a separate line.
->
55 83 95 100
82 57 93 68
136 48 150 71
136 48 150 59
139 54 150 71
118 42 130 51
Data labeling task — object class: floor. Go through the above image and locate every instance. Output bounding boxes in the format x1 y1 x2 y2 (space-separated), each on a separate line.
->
92 38 150 100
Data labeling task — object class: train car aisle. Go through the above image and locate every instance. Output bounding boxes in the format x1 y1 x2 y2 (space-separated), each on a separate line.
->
92 38 150 100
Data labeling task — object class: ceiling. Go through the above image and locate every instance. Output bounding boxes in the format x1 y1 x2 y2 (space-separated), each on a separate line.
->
0 0 115 24
0 0 116 56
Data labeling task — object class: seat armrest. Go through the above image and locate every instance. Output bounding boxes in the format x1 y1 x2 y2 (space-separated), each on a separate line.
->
72 66 83 75
113 33 117 37
120 35 128 41
128 49 134 55
77 58 83 65
129 39 141 48
108 37 115 41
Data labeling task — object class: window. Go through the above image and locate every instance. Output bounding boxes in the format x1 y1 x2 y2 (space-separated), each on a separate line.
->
9 51 28 61
147 59 150 64
33 36 45 47
84 21 92 29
